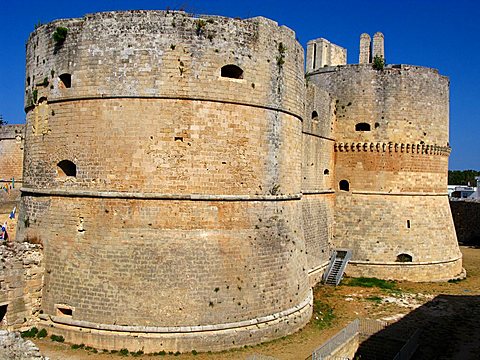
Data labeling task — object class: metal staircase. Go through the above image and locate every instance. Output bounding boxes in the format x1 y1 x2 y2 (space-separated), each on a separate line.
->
323 249 352 286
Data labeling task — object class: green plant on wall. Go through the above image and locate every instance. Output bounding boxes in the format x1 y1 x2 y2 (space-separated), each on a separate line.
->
373 55 385 70
276 42 287 66
195 19 206 36
53 27 68 45
32 89 38 104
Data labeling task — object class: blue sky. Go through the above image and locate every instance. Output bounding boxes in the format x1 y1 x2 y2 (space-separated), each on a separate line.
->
0 0 478 169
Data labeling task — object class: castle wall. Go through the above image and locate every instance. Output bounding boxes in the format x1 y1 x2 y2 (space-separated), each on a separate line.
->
450 200 480 245
308 64 462 281
301 84 335 283
0 125 24 204
18 10 311 352
0 243 44 330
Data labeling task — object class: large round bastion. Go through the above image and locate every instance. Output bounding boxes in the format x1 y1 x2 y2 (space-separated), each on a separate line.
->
307 64 464 281
17 10 312 352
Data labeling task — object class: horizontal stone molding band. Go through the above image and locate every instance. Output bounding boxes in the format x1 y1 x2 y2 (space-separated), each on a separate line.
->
350 256 462 266
334 142 451 156
308 261 330 275
25 95 304 122
302 190 335 195
42 290 313 334
20 187 302 201
302 131 336 142
351 191 448 196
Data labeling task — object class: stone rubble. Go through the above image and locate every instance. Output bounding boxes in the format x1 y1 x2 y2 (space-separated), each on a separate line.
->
0 330 48 360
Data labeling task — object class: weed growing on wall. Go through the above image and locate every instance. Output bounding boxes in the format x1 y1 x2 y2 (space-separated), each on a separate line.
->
373 55 385 70
53 27 68 45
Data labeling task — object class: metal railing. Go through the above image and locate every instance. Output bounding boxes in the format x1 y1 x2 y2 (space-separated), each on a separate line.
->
358 318 388 337
312 318 409 360
393 329 421 360
311 319 359 360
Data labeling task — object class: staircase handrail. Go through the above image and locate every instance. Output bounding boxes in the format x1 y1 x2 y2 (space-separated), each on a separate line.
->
322 250 338 283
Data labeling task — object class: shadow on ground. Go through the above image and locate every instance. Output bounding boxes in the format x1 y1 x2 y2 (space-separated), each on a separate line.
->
355 294 480 359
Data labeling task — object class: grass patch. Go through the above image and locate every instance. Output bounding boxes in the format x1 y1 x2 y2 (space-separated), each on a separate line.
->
37 328 47 338
312 300 335 329
20 327 38 338
50 334 64 342
344 277 397 291
448 278 465 283
366 296 383 304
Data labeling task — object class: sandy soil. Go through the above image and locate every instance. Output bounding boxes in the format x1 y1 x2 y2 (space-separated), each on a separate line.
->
32 246 480 360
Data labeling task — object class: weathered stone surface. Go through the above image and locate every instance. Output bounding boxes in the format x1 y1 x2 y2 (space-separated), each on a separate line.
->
0 331 48 360
0 243 43 331
18 10 311 352
5 9 461 353
307 64 462 281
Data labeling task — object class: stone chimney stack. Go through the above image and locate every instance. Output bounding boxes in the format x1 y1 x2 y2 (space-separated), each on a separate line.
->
372 32 385 60
359 33 371 64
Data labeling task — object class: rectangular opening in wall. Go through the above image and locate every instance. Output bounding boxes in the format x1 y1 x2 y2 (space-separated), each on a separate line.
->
0 303 7 323
56 305 73 317
313 43 317 70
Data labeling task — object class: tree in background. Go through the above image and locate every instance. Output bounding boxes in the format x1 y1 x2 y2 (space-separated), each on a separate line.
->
0 115 7 125
448 170 480 186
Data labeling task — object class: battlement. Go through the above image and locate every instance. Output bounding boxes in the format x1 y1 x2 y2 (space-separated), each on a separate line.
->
25 10 304 117
359 32 384 63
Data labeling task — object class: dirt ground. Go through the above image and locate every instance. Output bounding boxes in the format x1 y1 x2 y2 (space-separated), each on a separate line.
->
32 246 480 360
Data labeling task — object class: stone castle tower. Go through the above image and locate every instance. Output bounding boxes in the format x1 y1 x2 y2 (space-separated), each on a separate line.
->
11 10 462 353
306 34 462 281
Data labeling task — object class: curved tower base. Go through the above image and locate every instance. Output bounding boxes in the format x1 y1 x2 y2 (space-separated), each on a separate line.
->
39 290 312 353
345 259 464 282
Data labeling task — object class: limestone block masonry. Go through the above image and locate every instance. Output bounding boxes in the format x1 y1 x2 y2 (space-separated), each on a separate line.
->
18 10 311 352
12 9 464 353
307 64 463 281
0 243 44 330
0 125 24 202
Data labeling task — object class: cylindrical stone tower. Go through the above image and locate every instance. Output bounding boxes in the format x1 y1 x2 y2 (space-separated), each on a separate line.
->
18 11 311 352
308 64 464 281
301 83 336 285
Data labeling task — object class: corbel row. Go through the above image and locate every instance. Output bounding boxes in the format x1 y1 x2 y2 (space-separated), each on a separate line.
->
334 142 451 156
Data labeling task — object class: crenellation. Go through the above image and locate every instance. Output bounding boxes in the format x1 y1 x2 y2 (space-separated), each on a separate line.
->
359 33 371 64
372 32 385 60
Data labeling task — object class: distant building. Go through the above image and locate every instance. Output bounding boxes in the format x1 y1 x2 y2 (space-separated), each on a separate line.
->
449 185 477 199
